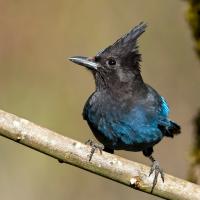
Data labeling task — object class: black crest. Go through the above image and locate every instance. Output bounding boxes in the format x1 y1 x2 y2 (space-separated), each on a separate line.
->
96 22 147 62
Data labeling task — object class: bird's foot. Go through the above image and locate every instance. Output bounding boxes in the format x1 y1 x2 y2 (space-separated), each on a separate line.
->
149 156 164 193
85 139 104 161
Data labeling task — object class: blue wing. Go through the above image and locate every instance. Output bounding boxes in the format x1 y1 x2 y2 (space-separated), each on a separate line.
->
157 96 181 137
157 96 171 126
84 90 179 151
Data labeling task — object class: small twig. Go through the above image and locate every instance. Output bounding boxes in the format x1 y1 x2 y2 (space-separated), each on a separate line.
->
0 109 200 200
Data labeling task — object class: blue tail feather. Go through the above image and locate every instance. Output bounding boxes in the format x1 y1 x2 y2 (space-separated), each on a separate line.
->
158 121 181 138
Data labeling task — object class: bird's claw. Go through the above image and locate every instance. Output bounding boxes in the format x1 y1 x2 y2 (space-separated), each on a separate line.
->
149 160 164 193
85 139 104 161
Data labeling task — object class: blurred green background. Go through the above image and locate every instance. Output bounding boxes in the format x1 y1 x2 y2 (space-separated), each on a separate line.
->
0 0 200 199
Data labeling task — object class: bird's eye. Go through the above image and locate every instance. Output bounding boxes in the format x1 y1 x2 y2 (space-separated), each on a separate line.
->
108 58 116 66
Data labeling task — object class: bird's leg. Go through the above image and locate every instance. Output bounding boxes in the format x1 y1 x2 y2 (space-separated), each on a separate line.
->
143 148 164 193
85 139 104 161
148 155 164 193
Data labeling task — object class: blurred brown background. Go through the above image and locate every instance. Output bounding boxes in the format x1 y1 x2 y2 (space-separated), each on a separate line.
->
0 0 200 199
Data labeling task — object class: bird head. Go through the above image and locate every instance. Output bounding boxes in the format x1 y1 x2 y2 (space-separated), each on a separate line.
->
69 22 147 90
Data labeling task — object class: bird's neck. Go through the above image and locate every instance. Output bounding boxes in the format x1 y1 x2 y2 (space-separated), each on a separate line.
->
95 71 147 99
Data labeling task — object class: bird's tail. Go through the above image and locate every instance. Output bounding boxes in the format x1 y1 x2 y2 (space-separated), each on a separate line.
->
158 121 181 138
164 121 181 138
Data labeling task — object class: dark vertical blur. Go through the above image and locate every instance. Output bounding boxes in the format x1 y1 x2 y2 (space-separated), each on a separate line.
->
186 0 200 184
0 1 200 200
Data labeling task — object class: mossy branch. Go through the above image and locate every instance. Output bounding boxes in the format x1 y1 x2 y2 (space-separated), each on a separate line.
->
0 109 200 200
186 0 200 57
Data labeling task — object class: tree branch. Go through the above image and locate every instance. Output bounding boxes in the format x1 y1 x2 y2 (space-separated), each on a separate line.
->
0 109 199 200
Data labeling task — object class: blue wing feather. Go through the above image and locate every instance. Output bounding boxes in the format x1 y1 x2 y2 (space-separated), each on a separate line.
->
160 96 170 117
84 90 176 151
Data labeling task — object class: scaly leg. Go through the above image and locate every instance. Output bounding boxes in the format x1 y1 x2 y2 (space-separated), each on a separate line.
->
143 147 164 193
149 155 164 193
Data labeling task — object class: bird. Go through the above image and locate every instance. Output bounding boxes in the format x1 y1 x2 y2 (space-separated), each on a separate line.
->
69 22 181 192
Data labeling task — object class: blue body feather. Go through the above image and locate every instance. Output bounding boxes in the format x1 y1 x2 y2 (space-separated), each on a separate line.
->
83 86 173 151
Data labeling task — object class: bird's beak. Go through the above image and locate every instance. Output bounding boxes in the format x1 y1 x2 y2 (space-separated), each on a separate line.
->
68 56 98 70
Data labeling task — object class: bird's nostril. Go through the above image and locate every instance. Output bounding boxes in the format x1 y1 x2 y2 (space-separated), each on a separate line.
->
94 56 101 62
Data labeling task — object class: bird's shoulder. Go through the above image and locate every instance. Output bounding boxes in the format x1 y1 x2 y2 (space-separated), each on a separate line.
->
83 85 170 125
144 84 170 120
82 90 108 120
82 92 95 120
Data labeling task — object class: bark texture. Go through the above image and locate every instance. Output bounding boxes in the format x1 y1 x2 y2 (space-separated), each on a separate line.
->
0 109 200 200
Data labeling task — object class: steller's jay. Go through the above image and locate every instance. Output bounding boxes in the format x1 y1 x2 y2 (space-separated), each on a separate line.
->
69 22 181 192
